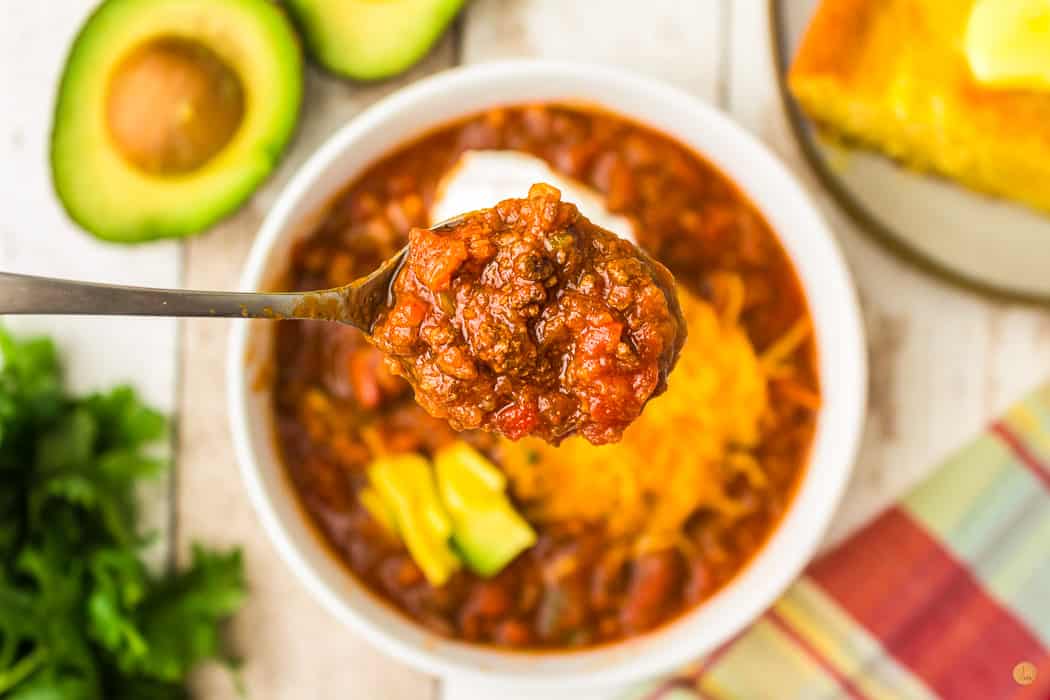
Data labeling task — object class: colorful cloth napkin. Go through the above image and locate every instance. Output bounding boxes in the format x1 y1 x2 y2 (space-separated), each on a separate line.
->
627 387 1050 700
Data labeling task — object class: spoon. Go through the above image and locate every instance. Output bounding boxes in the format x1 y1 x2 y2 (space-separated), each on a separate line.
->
0 216 466 331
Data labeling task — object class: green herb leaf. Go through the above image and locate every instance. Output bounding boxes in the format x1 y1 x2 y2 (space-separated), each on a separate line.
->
82 387 167 450
0 328 64 466
101 673 189 700
0 327 246 698
132 546 246 681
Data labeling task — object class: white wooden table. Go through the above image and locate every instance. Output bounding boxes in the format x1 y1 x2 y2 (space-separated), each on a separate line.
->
4 2 1050 698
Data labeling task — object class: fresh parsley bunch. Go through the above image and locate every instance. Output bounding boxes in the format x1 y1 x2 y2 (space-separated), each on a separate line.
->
0 328 245 699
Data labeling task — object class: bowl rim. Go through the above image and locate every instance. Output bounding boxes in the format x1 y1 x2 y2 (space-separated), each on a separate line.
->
227 59 867 686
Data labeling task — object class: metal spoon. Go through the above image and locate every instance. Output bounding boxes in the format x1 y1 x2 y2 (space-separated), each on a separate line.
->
0 216 466 331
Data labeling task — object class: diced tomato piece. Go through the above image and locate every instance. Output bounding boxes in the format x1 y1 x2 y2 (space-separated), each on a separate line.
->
494 400 539 440
586 375 639 424
409 227 469 291
393 296 427 327
579 321 622 357
349 351 381 408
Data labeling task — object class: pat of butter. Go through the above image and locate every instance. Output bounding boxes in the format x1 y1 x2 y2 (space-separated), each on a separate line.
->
966 0 1050 90
430 150 636 244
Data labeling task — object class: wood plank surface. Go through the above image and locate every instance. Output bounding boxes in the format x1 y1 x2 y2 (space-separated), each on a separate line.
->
1 1 180 566
175 42 458 700
461 0 727 98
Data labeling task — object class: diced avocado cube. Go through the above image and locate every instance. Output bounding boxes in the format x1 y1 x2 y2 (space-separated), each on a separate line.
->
397 506 460 587
435 442 536 577
452 505 536 577
369 454 459 586
435 442 507 493
393 454 453 539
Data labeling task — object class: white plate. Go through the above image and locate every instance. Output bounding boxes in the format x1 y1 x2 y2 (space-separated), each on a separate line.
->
775 0 1050 303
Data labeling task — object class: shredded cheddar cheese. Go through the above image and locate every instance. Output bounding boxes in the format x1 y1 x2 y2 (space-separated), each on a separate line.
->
500 278 796 550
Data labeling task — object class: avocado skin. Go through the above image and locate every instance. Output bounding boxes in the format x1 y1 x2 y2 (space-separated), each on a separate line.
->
285 0 465 81
50 0 303 243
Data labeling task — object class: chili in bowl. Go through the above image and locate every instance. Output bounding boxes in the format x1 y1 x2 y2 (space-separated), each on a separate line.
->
229 61 866 686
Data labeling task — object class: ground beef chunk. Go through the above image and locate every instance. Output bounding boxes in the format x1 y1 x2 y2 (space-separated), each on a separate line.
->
370 183 686 445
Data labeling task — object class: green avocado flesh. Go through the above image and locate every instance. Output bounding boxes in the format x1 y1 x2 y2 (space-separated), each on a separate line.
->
451 506 537 578
286 0 464 81
435 443 536 577
51 0 303 242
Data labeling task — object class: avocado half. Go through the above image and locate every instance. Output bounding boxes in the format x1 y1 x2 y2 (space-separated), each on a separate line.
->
286 0 464 81
51 0 303 242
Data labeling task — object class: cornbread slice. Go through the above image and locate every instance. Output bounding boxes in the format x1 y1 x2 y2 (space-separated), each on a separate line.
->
789 0 1050 215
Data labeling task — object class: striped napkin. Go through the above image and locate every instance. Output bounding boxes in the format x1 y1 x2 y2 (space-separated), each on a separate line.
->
625 387 1050 700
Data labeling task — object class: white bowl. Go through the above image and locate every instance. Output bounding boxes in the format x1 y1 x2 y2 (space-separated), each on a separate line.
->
228 60 867 687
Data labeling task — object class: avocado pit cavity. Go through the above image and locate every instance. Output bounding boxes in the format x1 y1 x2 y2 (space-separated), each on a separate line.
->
106 37 245 176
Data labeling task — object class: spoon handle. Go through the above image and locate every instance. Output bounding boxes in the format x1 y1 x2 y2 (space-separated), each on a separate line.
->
0 271 305 321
